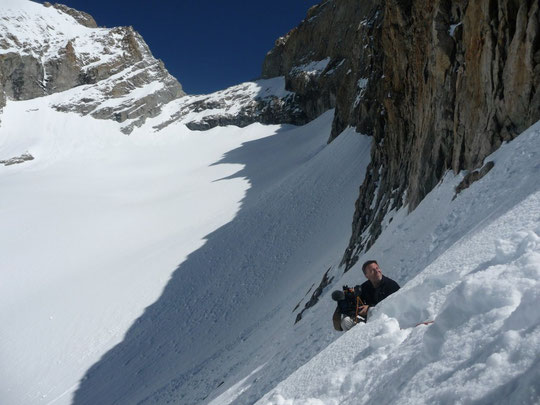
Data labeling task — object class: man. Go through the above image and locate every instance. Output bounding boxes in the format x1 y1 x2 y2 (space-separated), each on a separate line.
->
332 260 400 331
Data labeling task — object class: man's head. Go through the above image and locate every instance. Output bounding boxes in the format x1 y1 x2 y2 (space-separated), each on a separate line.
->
362 260 383 286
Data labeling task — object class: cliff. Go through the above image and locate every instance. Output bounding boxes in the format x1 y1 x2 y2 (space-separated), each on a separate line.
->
262 0 540 270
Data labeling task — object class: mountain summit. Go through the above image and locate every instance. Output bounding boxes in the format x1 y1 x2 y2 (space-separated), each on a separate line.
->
0 0 184 132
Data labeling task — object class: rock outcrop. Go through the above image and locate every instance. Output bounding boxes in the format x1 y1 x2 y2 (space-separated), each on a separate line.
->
0 152 34 166
0 2 303 134
262 0 384 139
0 2 185 133
262 0 540 270
153 77 307 131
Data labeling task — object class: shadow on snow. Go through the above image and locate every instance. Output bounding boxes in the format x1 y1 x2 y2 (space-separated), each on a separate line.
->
72 111 344 405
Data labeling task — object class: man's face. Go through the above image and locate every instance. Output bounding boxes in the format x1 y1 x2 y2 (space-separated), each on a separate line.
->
364 262 383 284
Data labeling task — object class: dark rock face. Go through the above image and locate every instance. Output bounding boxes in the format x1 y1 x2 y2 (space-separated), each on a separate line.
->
345 0 540 269
0 53 45 101
262 0 540 270
182 95 306 131
293 267 334 324
0 81 4 110
262 0 384 140
454 161 495 198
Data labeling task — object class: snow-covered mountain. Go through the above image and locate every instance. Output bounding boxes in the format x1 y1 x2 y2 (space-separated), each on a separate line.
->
0 0 185 133
1 1 539 405
0 0 320 159
0 1 304 134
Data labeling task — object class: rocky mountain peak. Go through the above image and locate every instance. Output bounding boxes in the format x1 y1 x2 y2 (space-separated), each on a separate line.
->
262 0 384 139
0 1 185 133
0 1 308 134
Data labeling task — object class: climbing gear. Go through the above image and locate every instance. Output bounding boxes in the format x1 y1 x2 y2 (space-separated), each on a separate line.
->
335 285 366 324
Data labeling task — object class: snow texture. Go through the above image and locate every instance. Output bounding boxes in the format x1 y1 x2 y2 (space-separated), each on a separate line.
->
2 85 539 404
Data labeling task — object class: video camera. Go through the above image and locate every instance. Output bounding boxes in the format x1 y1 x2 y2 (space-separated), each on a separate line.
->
331 284 362 301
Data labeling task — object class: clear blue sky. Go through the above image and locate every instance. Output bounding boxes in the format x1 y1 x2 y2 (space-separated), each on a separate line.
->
46 1 320 94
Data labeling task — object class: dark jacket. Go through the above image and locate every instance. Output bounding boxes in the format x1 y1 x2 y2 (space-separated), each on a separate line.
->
359 275 400 307
332 275 400 331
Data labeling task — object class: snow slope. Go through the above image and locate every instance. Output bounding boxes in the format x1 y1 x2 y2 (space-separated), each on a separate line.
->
1 85 539 405
71 111 373 405
0 97 260 403
0 79 372 405
2 92 538 405
253 122 540 405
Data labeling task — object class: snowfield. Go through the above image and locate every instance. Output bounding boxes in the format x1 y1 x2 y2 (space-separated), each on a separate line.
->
0 94 372 404
0 97 268 404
